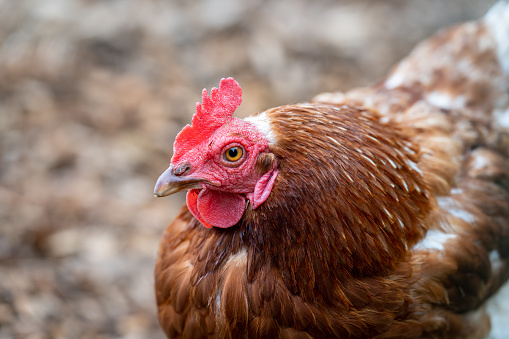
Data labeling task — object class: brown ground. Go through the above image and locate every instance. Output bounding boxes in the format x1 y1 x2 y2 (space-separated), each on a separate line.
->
0 0 497 338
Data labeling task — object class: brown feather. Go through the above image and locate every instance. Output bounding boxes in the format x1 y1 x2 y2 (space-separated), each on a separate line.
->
155 7 509 338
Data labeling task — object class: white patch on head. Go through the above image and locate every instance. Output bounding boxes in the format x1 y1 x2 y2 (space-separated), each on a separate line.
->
414 229 457 251
245 112 277 144
426 91 466 110
437 196 476 224
485 1 509 73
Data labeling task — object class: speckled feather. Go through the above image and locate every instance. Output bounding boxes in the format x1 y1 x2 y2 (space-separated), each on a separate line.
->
155 4 509 338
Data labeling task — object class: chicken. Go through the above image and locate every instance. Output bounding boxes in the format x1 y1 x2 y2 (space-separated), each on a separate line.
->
153 3 509 338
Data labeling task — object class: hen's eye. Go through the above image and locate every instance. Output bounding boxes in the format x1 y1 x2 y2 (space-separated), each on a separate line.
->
224 146 243 162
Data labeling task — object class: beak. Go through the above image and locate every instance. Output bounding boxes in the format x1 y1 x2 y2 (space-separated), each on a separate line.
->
154 165 209 197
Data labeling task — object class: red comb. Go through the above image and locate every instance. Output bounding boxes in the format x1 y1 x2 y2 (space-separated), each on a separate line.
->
172 78 242 163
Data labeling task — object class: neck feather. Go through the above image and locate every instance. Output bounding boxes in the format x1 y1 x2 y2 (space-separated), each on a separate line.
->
239 103 431 300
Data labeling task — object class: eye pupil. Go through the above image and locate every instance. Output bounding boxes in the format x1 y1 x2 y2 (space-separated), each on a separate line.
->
228 148 238 158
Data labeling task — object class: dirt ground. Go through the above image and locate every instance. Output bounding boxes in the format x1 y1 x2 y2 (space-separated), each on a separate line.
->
0 0 497 338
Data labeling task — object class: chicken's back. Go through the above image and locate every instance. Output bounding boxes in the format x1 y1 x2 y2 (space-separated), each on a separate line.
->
315 2 509 337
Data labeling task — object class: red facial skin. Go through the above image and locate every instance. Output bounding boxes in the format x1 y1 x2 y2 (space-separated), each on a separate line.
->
174 118 277 228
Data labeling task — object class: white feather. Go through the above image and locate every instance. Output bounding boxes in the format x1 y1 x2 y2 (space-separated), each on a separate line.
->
414 230 457 251
245 112 277 144
486 278 509 338
485 1 509 74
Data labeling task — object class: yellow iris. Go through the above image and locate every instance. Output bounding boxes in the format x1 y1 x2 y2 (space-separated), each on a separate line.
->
224 146 243 162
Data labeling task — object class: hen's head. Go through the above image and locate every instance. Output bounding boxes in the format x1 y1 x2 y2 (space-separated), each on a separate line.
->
154 78 278 228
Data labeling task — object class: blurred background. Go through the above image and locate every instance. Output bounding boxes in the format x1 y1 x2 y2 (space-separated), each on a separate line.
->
0 0 498 338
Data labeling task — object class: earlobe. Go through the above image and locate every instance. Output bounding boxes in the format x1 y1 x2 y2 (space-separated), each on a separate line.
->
248 161 278 209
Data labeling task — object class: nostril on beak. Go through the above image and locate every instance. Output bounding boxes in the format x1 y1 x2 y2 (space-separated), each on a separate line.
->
173 163 191 176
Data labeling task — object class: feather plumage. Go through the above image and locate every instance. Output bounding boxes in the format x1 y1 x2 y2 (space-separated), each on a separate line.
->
154 3 509 338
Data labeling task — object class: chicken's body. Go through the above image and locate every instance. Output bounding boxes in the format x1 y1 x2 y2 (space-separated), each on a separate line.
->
154 3 509 338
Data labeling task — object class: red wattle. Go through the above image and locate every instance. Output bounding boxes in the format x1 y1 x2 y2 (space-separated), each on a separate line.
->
186 189 212 228
186 189 246 228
